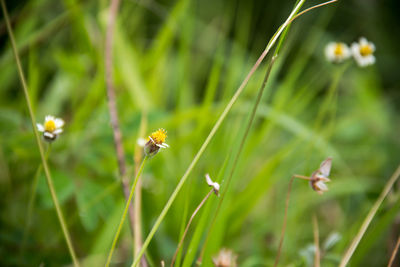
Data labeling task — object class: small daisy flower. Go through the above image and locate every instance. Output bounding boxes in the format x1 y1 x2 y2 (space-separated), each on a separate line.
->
36 115 64 142
144 128 169 157
309 158 332 195
205 173 220 196
325 42 351 63
351 37 376 67
212 248 237 267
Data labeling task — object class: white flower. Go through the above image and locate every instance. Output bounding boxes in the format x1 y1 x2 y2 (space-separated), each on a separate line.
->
325 42 351 63
351 37 376 67
205 173 220 196
144 128 169 157
212 248 237 267
310 157 332 195
36 115 64 142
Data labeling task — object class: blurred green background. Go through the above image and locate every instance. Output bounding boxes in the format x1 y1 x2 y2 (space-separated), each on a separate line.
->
1 0 400 266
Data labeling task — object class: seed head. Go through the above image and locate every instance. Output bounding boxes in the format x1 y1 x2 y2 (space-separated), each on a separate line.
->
309 157 332 195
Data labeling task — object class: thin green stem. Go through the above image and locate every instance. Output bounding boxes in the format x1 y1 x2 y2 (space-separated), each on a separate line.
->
133 112 148 267
198 56 277 264
105 156 148 267
21 145 52 255
293 174 311 180
339 164 400 267
314 63 349 131
0 1 79 266
274 175 296 267
131 2 305 265
313 214 320 267
286 0 338 26
174 177 193 267
273 0 302 57
171 189 214 267
273 174 318 267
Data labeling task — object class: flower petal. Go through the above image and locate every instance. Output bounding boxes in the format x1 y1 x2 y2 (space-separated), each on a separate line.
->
205 173 213 186
37 123 44 132
316 181 328 191
44 132 55 138
53 129 63 134
149 136 155 144
45 115 54 122
205 174 220 195
54 118 64 128
359 37 368 45
319 157 332 177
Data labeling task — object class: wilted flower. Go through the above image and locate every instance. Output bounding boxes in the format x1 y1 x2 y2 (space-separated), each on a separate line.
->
325 42 351 63
309 158 332 195
36 115 64 142
351 37 376 67
205 173 220 196
212 248 237 267
144 128 169 157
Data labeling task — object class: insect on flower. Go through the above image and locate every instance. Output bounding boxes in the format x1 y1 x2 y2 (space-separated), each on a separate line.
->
325 42 351 63
144 128 169 157
309 157 332 195
36 115 64 142
351 37 376 67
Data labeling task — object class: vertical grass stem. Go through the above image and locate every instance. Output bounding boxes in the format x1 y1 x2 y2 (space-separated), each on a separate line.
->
133 112 148 267
21 145 52 255
313 214 320 267
198 56 277 264
0 1 80 266
105 156 148 267
388 235 400 267
131 2 306 266
339 165 400 267
171 189 214 267
273 175 295 267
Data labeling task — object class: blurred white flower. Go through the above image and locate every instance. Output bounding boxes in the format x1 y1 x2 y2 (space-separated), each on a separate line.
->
351 37 376 67
325 42 351 63
323 232 342 251
212 248 237 267
137 137 147 147
205 173 220 196
36 115 64 142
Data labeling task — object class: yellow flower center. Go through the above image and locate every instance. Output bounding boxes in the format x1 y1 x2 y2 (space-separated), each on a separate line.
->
44 120 56 132
359 44 373 57
149 128 167 144
334 43 344 56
